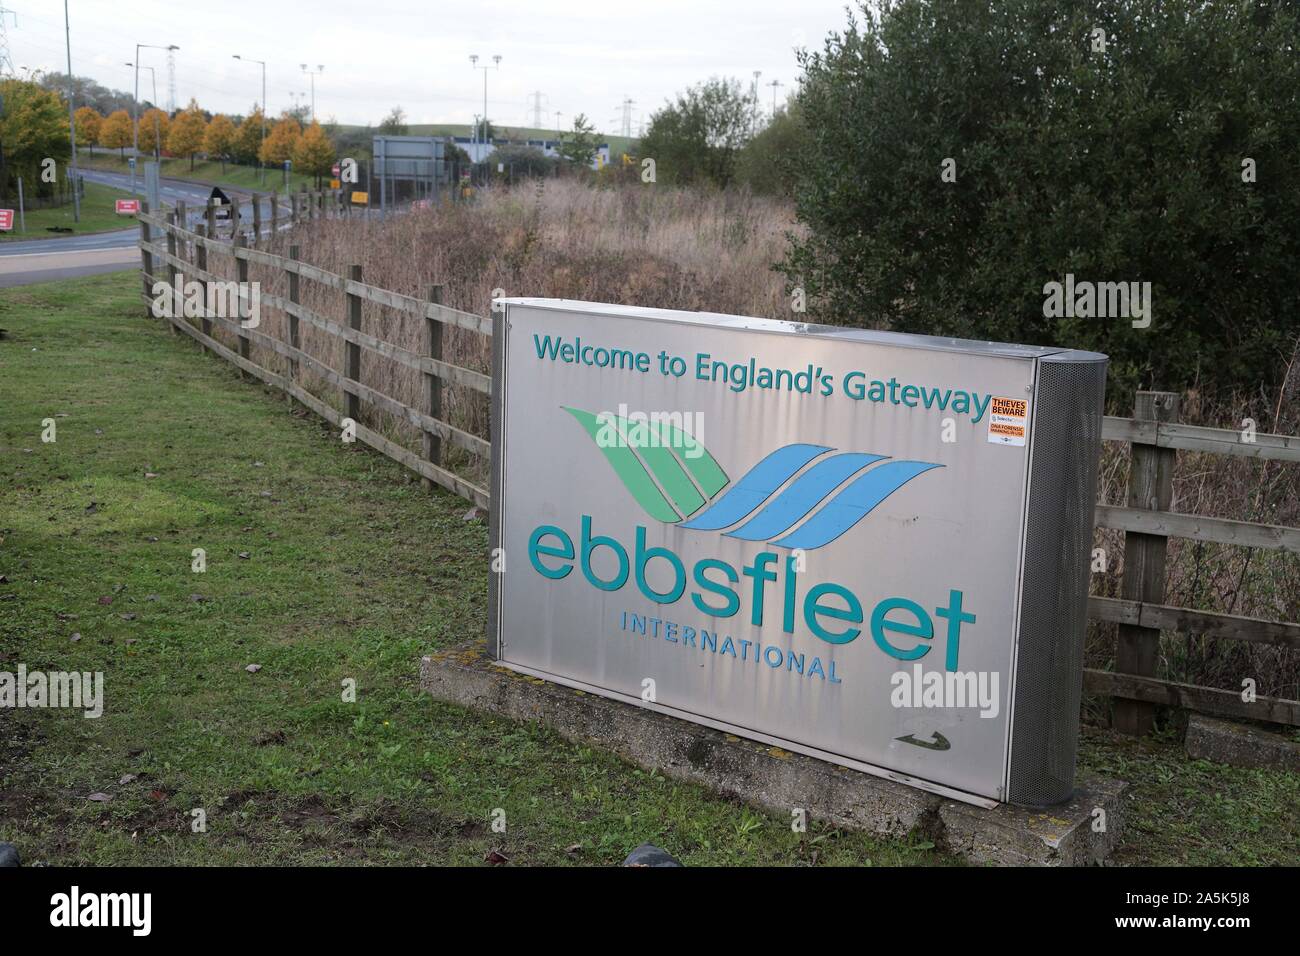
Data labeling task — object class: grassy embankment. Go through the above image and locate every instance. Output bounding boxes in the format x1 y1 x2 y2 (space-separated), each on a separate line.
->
77 153 317 193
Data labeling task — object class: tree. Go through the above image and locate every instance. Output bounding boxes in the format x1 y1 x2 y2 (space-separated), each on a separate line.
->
486 144 555 180
74 106 102 156
378 106 407 135
100 108 133 159
556 113 598 168
733 97 806 197
137 107 170 158
787 0 1300 400
204 114 237 172
259 114 301 167
293 120 336 187
168 99 207 170
637 77 755 187
0 78 69 200
231 106 265 165
39 72 136 116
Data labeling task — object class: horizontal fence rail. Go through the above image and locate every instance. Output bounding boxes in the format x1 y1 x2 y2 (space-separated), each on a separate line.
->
137 204 491 508
1095 391 1300 732
136 217 1300 735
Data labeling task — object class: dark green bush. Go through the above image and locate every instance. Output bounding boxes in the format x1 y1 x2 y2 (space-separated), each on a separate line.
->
786 0 1300 400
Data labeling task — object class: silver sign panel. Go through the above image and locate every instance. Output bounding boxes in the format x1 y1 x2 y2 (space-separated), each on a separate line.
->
490 299 1103 805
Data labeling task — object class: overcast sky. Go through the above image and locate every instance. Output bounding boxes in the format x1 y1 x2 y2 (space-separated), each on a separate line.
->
11 1 858 133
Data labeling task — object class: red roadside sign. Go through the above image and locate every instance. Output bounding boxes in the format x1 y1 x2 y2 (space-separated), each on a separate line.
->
116 199 141 215
331 163 340 176
0 209 13 231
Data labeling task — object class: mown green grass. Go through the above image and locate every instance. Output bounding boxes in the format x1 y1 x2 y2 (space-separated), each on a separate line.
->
0 273 945 866
1 272 1295 866
0 181 139 241
78 154 317 193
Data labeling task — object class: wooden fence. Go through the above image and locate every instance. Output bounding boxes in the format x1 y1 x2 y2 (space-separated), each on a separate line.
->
136 210 1300 734
138 200 492 509
1090 395 1300 731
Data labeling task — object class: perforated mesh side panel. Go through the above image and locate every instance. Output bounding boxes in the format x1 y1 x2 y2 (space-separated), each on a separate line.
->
1008 357 1106 806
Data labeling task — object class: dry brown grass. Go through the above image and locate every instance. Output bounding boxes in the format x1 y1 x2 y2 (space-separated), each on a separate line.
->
197 180 797 486
183 179 1299 721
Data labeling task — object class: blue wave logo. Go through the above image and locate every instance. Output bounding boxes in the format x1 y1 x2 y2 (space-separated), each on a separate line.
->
568 409 941 551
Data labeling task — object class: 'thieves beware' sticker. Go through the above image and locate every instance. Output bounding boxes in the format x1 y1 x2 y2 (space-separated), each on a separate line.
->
987 396 1028 446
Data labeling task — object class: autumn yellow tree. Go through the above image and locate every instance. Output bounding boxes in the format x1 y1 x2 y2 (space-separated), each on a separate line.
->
74 106 102 156
138 107 171 158
258 114 301 167
204 114 237 172
168 99 207 170
292 120 336 186
100 109 133 158
232 106 264 165
0 78 68 200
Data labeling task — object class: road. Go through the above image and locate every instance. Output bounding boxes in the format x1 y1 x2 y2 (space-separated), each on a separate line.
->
0 170 264 288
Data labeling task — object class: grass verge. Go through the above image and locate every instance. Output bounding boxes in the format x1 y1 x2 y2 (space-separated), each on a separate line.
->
0 181 138 241
0 271 1295 866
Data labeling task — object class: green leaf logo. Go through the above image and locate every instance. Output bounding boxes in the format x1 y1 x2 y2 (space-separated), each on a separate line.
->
564 407 728 523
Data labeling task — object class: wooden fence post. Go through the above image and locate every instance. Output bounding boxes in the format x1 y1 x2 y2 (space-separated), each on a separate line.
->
290 191 299 226
422 284 445 490
270 191 279 238
234 232 251 379
1114 389 1181 735
251 192 262 245
288 245 300 384
195 224 211 344
166 210 179 334
345 264 362 424
139 200 154 317
205 198 216 238
230 192 240 240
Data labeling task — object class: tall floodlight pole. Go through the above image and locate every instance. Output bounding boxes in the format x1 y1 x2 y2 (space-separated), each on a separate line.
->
768 78 783 117
300 64 323 122
132 42 178 195
63 0 78 221
233 54 266 184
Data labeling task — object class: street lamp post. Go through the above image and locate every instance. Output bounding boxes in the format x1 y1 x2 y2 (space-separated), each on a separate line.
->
132 42 178 195
469 54 501 166
63 0 79 222
126 63 160 161
233 54 267 184
300 64 323 122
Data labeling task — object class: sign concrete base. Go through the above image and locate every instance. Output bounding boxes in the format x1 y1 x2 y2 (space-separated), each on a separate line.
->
419 646 1127 866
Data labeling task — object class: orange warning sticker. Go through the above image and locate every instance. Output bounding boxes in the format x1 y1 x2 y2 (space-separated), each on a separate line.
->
987 396 1028 446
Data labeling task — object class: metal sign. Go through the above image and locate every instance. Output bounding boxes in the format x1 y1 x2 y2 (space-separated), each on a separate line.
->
350 191 369 205
489 299 1106 806
0 209 12 231
372 135 447 211
115 199 140 215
